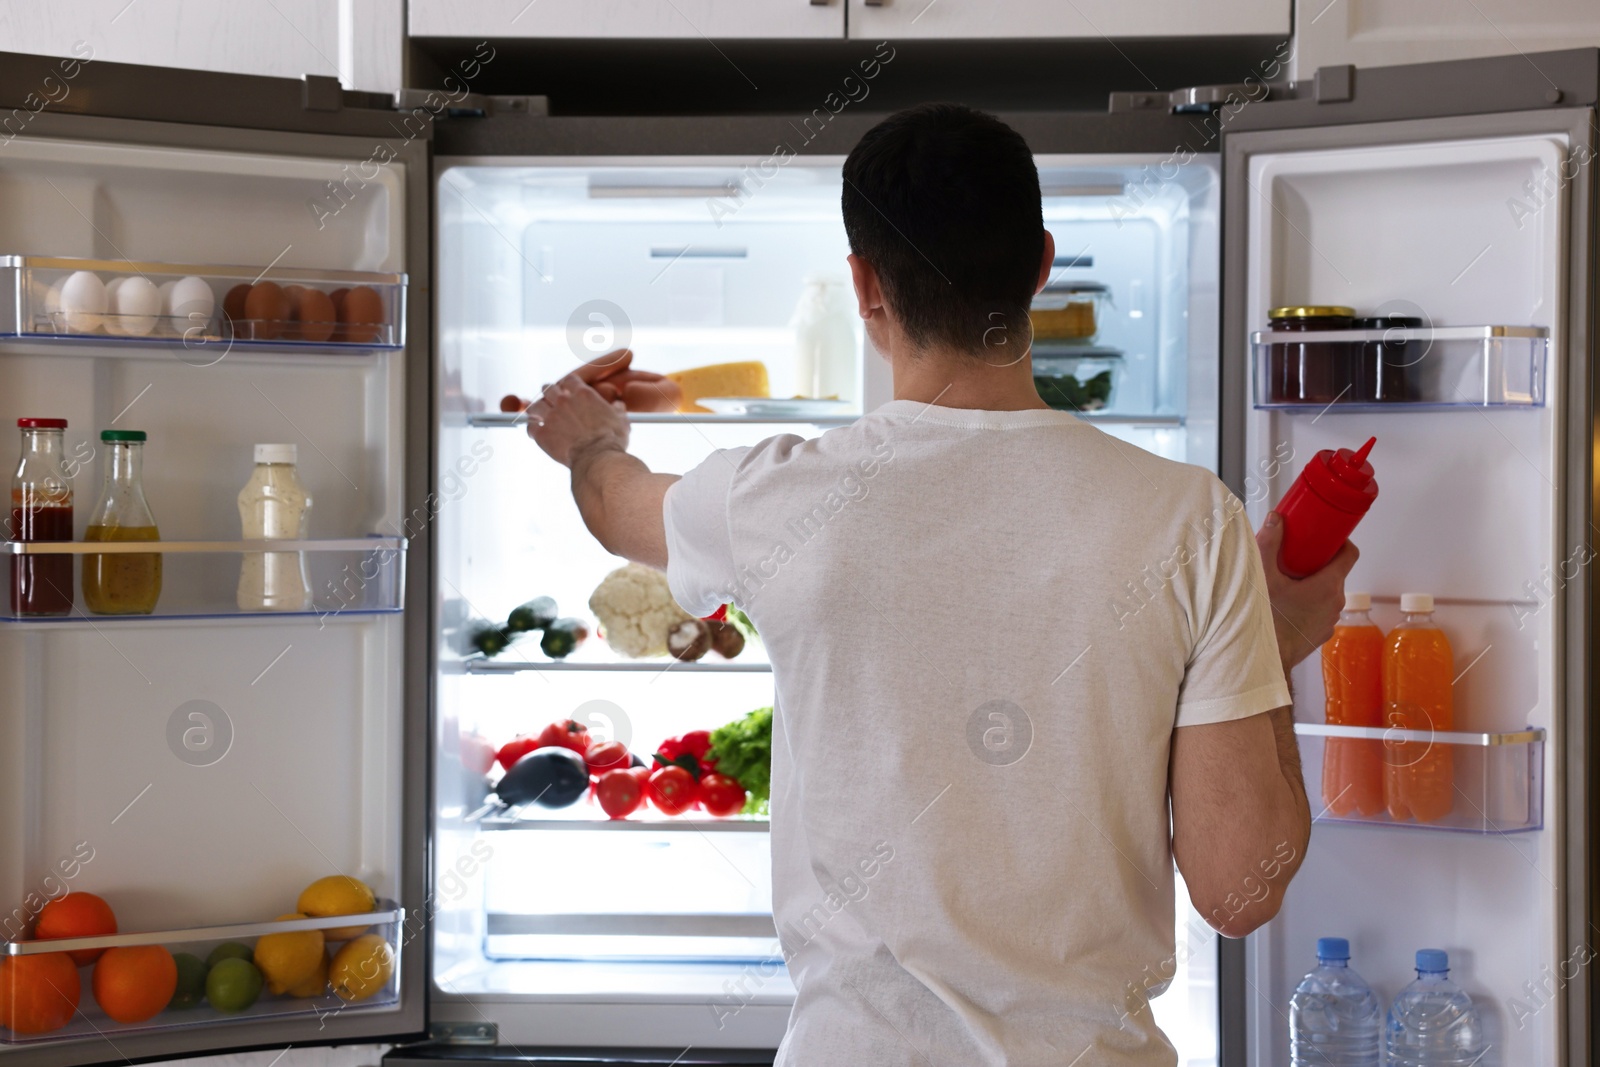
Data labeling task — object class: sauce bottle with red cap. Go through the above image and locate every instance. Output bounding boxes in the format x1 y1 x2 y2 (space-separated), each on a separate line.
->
1276 436 1378 579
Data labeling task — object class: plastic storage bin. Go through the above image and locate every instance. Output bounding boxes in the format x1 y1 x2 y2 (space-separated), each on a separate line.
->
0 256 405 351
1029 282 1112 344
1033 346 1121 412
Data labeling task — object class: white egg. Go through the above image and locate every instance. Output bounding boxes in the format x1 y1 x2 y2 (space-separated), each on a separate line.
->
27 275 57 329
167 275 215 327
58 270 106 333
156 280 177 332
103 277 127 335
112 276 161 336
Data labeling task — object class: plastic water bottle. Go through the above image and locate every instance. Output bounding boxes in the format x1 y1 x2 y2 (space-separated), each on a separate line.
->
1289 937 1381 1066
1385 949 1486 1066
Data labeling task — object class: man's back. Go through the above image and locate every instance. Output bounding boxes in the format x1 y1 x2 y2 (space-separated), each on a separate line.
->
665 401 1289 1066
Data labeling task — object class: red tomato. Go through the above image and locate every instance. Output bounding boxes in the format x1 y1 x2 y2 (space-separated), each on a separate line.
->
595 768 644 819
495 735 540 772
647 765 698 816
698 773 747 817
537 719 592 755
585 740 631 778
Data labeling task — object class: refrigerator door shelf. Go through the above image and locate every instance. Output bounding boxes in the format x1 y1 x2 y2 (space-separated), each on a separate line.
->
1295 723 1544 834
0 903 405 1045
0 256 406 352
2 536 405 620
1251 325 1548 410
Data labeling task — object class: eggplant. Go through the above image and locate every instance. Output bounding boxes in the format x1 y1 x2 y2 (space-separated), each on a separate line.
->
507 596 557 633
496 747 589 808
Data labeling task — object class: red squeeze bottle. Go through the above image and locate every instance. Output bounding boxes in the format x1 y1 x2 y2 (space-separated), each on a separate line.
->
1275 437 1378 579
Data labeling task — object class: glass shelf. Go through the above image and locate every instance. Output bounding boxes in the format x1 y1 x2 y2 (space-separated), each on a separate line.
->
1295 723 1544 834
459 409 1181 429
3 536 404 621
480 811 768 833
461 659 770 675
1 902 403 1045
0 255 405 353
1252 325 1547 410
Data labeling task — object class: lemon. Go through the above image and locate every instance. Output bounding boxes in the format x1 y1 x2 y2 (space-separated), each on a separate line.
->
296 876 376 941
285 950 329 998
328 934 394 1002
254 914 326 996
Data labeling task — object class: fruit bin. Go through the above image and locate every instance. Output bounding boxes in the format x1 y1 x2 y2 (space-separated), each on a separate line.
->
1294 723 1544 834
1251 325 1547 410
0 255 405 351
0 903 404 1044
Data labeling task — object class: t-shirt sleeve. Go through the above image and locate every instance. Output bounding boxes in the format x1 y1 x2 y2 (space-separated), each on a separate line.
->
1174 500 1292 727
663 447 751 617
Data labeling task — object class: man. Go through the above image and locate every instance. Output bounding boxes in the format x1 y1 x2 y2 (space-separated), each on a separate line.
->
527 104 1354 1065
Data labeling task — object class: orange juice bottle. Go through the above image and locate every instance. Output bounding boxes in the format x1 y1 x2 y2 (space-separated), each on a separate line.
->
1383 593 1454 822
1320 592 1385 816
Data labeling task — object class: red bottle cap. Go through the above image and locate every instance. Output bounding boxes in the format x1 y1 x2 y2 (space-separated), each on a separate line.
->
17 417 67 429
1304 436 1378 513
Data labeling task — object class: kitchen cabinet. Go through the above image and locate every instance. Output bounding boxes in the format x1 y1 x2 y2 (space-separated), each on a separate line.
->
1290 0 1600 78
846 0 1288 40
407 0 845 40
0 0 402 94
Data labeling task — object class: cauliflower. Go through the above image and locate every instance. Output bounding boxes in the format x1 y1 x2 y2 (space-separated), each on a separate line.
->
587 563 695 658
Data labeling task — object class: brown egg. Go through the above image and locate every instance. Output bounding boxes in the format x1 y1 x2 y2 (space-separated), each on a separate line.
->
293 287 336 343
327 288 350 342
338 285 384 343
244 281 290 340
222 284 252 331
279 285 306 341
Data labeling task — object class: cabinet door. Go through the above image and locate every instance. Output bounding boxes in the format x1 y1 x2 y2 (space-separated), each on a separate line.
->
847 0 1287 39
408 0 845 39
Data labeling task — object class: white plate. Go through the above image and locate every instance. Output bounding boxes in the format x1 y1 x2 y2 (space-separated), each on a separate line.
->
697 397 854 416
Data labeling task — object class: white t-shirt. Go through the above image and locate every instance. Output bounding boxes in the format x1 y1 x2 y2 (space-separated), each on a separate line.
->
663 400 1289 1067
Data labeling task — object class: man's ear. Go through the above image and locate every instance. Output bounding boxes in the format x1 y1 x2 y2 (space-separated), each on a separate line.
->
1036 229 1057 294
848 253 882 320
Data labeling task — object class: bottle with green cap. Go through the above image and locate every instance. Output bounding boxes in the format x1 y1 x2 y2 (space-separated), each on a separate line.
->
83 429 161 614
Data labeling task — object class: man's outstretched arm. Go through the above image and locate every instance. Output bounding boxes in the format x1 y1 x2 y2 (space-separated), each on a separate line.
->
525 363 678 570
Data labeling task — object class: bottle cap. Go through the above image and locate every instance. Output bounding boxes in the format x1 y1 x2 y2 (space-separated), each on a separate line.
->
1416 948 1449 973
1344 593 1371 611
100 430 146 442
1400 593 1434 613
1300 437 1379 515
254 443 297 464
1316 937 1350 962
17 417 67 429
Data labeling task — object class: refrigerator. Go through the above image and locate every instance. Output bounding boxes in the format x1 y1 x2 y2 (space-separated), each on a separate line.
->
0 40 1592 1067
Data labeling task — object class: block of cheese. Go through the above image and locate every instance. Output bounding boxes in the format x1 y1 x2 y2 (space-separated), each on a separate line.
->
665 361 770 413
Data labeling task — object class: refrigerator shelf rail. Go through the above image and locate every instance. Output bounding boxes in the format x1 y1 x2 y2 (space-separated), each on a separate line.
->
460 659 771 675
1294 723 1545 834
0 903 405 1045
478 813 769 833
462 411 1185 429
3 537 406 555
0 255 406 352
1252 325 1548 410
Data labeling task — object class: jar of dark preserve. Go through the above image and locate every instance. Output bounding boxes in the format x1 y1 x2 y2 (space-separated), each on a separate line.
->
1266 306 1355 404
1353 315 1422 402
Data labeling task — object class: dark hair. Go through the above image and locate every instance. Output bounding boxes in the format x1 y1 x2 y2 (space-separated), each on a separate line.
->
841 103 1043 355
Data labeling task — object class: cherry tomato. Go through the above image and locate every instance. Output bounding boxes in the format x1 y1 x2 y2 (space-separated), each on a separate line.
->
495 735 540 772
585 740 631 778
595 768 644 819
698 773 747 817
537 719 592 755
647 765 698 816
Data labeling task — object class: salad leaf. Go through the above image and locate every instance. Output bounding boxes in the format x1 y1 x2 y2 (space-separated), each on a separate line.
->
707 705 773 816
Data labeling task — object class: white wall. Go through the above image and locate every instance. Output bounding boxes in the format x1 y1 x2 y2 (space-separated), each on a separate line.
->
0 0 403 94
1291 0 1600 78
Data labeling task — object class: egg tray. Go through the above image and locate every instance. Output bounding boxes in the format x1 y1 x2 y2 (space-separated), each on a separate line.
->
0 256 405 351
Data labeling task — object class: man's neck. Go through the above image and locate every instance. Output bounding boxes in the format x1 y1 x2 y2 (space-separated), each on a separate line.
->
890 347 1050 412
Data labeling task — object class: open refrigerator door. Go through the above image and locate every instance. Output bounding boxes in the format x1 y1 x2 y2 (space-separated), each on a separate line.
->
1218 49 1597 1067
0 56 431 1065
426 106 1226 1059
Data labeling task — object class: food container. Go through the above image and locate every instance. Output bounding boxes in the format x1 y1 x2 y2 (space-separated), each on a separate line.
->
1263 306 1355 403
1353 315 1423 401
1029 282 1111 343
1032 347 1120 412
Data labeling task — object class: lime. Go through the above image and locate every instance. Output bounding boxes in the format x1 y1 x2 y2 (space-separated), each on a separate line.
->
206 942 253 969
168 952 208 1009
205 957 263 1013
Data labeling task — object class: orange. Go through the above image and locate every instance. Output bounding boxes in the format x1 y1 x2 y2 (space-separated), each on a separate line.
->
34 893 118 966
92 946 177 1024
0 952 80 1034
